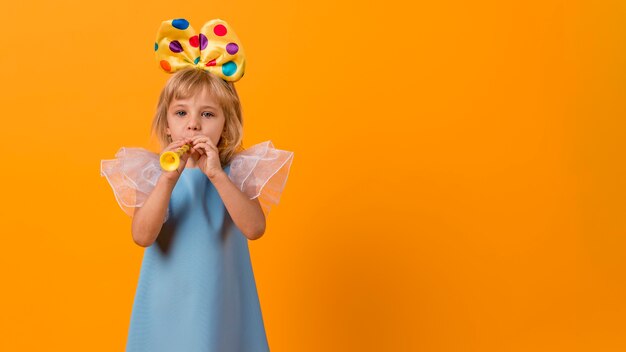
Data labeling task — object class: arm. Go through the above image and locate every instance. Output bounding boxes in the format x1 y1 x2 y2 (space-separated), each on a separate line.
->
209 171 266 240
130 175 177 247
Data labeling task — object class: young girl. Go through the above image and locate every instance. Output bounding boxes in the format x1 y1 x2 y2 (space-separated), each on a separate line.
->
100 18 294 351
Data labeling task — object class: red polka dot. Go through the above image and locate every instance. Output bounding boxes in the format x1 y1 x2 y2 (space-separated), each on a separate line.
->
214 24 227 36
206 59 216 67
160 60 171 72
189 35 199 48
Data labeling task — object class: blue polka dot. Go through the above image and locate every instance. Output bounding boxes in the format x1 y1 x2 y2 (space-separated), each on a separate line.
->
172 19 189 30
154 42 158 51
222 61 237 76
194 57 200 65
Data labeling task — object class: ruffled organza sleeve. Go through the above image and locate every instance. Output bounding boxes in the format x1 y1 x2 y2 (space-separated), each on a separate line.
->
100 147 169 223
228 140 294 217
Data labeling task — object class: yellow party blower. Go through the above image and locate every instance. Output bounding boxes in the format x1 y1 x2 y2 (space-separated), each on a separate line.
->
160 144 191 171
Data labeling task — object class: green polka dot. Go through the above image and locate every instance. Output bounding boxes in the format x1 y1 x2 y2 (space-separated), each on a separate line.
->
222 61 237 76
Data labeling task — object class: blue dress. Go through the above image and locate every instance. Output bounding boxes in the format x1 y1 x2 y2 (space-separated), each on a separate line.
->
126 164 270 351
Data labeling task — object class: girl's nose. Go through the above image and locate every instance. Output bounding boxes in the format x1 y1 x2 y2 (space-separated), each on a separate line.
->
187 116 201 130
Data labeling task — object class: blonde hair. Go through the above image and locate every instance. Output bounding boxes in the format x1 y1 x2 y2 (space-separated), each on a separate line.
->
151 67 244 166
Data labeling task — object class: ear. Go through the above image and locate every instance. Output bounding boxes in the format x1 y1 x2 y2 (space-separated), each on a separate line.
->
166 126 171 135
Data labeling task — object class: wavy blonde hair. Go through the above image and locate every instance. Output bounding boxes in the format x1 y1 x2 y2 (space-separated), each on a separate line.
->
151 67 244 166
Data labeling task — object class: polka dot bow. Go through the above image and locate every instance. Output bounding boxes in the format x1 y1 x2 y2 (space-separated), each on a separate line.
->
154 18 245 81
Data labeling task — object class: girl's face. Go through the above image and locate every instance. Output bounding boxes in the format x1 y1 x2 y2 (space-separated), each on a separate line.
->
165 87 226 145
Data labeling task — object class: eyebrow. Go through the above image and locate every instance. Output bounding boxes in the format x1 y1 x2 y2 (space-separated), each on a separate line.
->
171 103 217 110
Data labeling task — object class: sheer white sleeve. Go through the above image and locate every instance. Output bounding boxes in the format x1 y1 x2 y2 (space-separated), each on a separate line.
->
100 147 169 223
227 141 294 217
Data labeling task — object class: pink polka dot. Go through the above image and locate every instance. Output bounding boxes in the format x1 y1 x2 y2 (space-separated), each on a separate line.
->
206 59 216 67
214 24 227 36
189 35 199 48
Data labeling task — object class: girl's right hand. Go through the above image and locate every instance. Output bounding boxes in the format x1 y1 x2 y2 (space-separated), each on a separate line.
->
160 138 193 183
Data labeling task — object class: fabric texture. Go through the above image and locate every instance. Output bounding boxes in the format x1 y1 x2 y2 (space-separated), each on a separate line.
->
100 147 166 221
227 140 294 217
154 18 246 81
126 164 269 351
100 140 294 219
100 140 293 351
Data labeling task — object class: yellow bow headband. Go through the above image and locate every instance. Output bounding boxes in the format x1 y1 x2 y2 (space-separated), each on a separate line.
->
154 18 246 81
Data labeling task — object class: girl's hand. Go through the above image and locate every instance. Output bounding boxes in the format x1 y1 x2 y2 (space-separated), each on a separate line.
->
160 138 193 183
190 135 224 180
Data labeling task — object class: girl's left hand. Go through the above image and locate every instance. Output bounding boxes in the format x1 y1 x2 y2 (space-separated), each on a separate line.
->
191 135 224 179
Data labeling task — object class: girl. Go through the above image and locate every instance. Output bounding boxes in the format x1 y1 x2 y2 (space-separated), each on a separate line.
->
100 18 294 351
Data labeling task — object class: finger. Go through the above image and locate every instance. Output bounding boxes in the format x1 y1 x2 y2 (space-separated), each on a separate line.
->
197 142 213 154
202 142 219 153
190 140 204 152
168 139 188 149
178 150 191 168
163 142 184 153
190 146 203 158
193 146 205 155
192 136 209 146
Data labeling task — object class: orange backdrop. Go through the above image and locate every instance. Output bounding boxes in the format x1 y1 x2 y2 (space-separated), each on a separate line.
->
1 0 625 350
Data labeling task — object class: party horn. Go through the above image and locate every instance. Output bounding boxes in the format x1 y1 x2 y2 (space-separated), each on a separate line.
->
160 144 191 171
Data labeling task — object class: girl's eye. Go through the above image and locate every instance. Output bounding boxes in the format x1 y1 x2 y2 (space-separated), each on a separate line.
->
174 111 213 117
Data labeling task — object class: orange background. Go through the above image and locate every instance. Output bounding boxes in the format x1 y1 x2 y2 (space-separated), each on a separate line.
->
1 0 625 350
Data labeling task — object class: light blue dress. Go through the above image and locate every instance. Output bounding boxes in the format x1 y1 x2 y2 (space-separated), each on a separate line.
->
126 164 270 351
